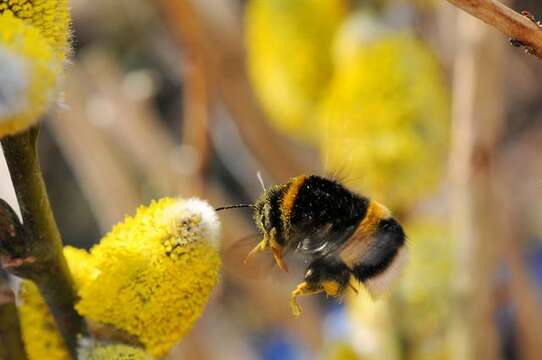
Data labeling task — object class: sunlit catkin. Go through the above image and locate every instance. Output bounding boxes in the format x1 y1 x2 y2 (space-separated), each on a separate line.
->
0 11 59 136
75 198 221 357
0 0 71 61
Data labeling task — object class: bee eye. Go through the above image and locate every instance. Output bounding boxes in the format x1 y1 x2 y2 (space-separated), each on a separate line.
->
263 204 273 232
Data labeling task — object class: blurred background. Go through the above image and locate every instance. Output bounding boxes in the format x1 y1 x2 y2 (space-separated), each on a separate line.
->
2 0 542 359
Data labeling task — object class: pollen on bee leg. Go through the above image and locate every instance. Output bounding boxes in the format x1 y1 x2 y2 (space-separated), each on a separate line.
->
290 282 322 316
321 280 341 297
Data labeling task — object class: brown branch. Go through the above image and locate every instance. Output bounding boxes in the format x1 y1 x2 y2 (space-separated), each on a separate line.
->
1 128 85 358
0 271 27 360
446 0 542 58
448 10 508 359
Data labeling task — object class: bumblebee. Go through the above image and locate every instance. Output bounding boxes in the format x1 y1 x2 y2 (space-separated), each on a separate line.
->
216 175 408 316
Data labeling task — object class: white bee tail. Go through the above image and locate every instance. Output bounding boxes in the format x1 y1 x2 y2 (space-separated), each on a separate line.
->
364 246 409 299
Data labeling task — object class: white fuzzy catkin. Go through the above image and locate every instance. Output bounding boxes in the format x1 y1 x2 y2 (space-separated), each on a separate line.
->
0 47 29 119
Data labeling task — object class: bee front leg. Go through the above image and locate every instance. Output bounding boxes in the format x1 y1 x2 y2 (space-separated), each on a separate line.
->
243 238 269 264
268 228 288 272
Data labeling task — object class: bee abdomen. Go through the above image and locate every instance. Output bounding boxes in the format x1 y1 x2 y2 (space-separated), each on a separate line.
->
349 218 408 297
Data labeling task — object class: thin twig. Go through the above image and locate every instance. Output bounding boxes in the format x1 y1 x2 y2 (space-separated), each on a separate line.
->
446 0 542 58
448 10 507 359
1 128 85 358
0 270 27 360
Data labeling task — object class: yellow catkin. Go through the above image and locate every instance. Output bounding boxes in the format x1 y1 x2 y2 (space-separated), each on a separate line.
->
245 0 347 143
0 0 71 60
18 281 71 360
78 344 153 360
0 11 59 136
76 198 221 357
17 247 95 360
320 17 450 211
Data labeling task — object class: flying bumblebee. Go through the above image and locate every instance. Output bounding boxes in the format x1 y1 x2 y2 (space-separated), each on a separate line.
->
216 175 408 316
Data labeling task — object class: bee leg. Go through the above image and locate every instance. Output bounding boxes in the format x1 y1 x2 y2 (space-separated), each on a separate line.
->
290 282 322 316
268 228 288 272
243 238 269 265
271 245 288 272
348 280 359 294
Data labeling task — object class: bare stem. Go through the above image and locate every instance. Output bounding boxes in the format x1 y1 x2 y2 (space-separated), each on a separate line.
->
0 270 27 360
446 0 542 58
1 128 84 359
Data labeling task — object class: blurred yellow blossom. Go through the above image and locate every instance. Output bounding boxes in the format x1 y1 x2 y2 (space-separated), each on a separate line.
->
78 343 153 360
397 219 453 359
0 0 71 60
17 246 95 360
0 11 60 136
246 0 347 143
320 14 450 211
76 198 221 357
346 289 401 360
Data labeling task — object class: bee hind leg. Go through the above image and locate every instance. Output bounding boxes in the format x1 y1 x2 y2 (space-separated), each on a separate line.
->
290 282 323 316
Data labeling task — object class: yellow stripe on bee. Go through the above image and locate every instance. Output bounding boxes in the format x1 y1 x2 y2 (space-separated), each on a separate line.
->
280 175 307 224
340 200 392 267
359 200 392 235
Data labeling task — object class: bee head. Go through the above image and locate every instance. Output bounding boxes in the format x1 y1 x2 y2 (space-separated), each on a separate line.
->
253 199 273 236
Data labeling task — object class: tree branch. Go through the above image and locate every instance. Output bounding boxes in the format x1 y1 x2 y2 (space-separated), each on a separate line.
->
1 128 85 359
446 0 542 58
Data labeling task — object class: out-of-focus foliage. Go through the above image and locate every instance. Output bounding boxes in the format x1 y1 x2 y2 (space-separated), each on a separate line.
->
0 11 59 136
78 343 153 360
320 13 449 211
17 247 93 360
245 0 348 143
76 198 221 357
346 289 400 360
0 0 70 60
397 219 452 359
322 341 360 360
345 217 452 359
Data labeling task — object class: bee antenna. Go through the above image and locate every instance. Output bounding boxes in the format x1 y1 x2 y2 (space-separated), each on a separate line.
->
215 204 254 212
256 171 267 192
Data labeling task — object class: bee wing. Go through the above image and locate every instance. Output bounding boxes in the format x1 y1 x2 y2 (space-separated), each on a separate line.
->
222 234 281 280
296 223 357 259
